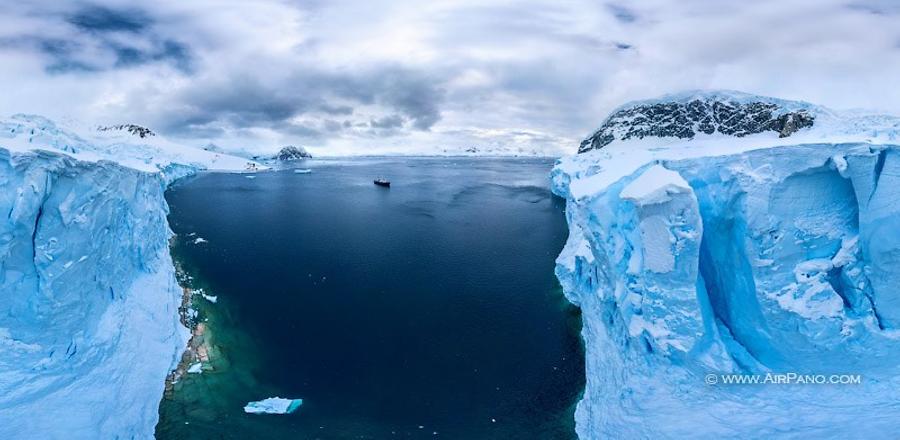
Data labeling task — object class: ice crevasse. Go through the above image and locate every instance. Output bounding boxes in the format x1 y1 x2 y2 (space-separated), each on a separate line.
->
553 91 900 438
0 115 257 438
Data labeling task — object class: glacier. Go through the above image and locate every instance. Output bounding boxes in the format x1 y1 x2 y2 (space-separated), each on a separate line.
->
0 115 259 439
553 91 900 438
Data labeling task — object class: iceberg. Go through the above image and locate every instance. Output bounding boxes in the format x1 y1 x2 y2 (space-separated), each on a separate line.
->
553 91 900 438
0 115 260 439
243 397 304 415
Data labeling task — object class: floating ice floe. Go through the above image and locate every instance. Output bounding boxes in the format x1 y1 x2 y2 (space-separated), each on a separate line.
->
187 362 202 374
243 397 303 415
201 293 218 303
193 237 208 244
294 168 312 174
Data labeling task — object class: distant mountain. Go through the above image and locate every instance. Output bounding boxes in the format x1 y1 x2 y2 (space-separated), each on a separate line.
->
274 146 312 161
97 124 156 139
578 90 817 153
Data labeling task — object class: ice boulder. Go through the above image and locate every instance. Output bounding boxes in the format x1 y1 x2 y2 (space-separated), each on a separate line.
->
243 397 304 415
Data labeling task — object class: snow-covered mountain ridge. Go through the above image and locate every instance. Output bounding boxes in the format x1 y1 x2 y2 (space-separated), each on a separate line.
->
0 114 260 175
553 92 900 438
0 115 259 438
577 90 898 153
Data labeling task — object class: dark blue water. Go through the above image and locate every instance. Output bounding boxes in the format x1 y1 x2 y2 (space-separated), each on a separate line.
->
157 157 584 439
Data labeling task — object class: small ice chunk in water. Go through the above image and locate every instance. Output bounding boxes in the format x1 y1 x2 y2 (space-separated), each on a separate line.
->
243 397 304 415
187 362 202 374
294 169 312 174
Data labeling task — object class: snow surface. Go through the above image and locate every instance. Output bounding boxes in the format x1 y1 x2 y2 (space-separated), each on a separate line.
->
243 397 303 415
0 115 260 439
553 92 900 438
0 114 264 175
619 164 692 206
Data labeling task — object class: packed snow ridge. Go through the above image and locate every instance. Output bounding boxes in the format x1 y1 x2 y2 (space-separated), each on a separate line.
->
553 90 900 438
0 114 261 439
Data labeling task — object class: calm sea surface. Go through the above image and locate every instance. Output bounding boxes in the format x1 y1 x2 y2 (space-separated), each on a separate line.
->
157 157 584 439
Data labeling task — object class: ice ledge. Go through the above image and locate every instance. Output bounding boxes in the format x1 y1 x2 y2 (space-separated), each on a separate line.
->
619 164 691 206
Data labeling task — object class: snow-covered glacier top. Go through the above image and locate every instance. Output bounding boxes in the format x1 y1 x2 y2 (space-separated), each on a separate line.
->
0 114 260 174
556 90 900 201
553 90 900 438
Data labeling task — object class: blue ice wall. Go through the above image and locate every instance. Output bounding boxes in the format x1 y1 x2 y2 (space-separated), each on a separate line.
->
0 148 188 438
554 143 900 438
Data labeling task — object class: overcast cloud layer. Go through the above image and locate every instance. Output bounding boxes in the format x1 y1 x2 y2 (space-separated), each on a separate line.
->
1 0 899 155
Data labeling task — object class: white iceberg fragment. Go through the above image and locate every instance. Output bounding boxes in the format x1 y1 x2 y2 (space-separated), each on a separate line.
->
187 362 202 374
243 397 303 415
294 168 312 174
193 237 208 244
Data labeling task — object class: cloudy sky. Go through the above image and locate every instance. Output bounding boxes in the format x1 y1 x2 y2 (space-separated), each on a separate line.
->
1 0 899 155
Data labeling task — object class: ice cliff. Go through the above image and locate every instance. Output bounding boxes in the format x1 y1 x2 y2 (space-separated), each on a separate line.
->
553 91 900 438
0 115 257 438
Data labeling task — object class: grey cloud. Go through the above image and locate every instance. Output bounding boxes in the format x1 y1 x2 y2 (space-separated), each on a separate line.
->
277 122 322 138
370 114 405 129
373 70 444 130
845 0 900 14
317 104 354 115
154 66 444 138
3 3 193 73
66 5 151 33
3 0 900 155
606 4 637 23
322 119 344 132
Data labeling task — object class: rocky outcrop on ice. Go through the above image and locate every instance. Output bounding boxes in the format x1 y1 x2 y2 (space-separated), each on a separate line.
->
553 91 900 438
97 124 156 138
578 90 818 153
274 145 312 161
0 115 259 439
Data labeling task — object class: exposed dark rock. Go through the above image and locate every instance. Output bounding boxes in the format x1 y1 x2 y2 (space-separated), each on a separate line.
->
97 124 155 138
274 146 312 161
578 98 815 153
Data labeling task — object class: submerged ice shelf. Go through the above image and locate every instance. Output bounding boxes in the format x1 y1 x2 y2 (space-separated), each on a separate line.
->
554 91 900 438
0 115 260 439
